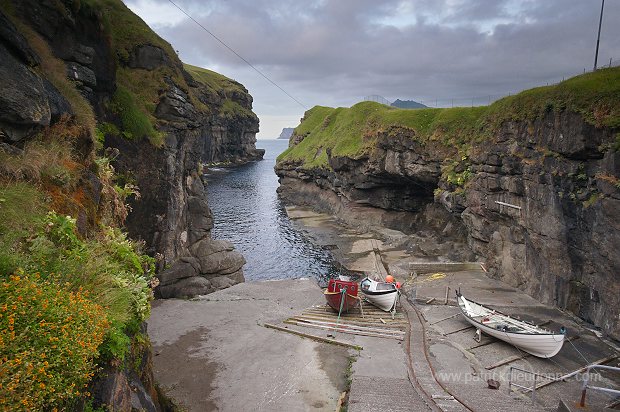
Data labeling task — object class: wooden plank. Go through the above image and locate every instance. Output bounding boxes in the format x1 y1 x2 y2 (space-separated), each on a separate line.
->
263 323 363 350
533 355 618 391
298 312 407 324
293 315 407 330
301 311 406 322
429 312 461 325
305 306 403 316
486 354 523 370
290 317 405 335
283 320 404 341
299 313 408 325
302 309 404 319
468 339 497 350
444 325 475 335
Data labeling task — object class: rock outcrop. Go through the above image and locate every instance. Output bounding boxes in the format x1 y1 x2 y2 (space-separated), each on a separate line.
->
276 82 620 340
278 127 294 139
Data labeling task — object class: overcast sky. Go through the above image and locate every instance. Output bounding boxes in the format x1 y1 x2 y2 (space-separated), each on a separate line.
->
125 0 620 139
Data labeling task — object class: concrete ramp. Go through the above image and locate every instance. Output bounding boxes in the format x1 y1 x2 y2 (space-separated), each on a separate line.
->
348 376 432 411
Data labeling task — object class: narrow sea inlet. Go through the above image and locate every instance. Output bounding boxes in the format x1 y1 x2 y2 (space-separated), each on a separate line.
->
204 139 337 282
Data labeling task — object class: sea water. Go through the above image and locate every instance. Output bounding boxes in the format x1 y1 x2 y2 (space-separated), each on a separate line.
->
204 139 338 282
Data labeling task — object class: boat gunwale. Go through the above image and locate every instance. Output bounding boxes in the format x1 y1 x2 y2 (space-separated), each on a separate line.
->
361 288 399 296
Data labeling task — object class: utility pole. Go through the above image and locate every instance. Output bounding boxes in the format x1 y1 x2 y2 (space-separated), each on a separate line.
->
594 0 605 70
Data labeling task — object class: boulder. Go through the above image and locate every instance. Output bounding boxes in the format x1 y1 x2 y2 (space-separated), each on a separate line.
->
157 259 200 286
128 45 171 70
157 276 213 299
190 238 234 258
198 250 246 277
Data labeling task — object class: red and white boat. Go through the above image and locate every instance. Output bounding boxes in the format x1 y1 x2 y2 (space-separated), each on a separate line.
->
324 278 359 313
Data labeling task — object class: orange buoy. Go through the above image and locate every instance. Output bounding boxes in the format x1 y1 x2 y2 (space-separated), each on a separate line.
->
395 282 401 289
385 275 395 283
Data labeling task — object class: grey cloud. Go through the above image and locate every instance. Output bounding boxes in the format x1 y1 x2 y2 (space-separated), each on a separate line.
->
126 0 620 135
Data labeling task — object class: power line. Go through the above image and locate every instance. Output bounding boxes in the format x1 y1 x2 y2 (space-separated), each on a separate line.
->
167 0 307 110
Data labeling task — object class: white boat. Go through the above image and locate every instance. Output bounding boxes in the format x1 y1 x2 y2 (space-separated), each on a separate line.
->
360 277 400 313
456 292 565 358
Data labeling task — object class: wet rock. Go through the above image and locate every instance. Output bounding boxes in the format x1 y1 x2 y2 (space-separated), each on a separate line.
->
90 369 132 411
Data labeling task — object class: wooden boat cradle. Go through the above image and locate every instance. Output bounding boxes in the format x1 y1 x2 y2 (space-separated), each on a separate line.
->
282 301 407 341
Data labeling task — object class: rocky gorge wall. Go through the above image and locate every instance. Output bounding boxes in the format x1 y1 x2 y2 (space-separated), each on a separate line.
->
0 0 263 300
275 80 620 340
0 0 262 409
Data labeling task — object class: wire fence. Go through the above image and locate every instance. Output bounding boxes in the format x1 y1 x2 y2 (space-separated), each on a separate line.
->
364 58 620 109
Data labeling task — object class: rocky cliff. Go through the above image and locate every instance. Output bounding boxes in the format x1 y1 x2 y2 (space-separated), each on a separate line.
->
0 0 262 409
276 69 620 340
0 0 263 299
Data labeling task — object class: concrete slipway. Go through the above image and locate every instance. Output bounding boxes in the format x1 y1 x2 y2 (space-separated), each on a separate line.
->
147 208 620 411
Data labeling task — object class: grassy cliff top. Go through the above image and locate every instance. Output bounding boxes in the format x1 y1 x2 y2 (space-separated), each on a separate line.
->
81 0 176 62
278 67 620 168
184 64 247 96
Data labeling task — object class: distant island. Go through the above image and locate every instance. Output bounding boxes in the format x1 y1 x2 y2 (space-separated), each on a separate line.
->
278 127 295 139
391 99 427 109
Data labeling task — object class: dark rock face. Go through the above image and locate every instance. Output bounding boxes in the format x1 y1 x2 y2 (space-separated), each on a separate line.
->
129 45 171 71
276 112 620 340
0 10 71 142
2 0 261 299
111 70 261 298
455 112 620 340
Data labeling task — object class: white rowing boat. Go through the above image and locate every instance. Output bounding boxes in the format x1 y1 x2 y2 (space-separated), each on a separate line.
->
456 292 565 358
360 277 400 313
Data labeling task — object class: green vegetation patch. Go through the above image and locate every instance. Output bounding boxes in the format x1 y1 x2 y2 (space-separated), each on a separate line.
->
0 182 155 408
278 67 620 170
184 64 246 97
485 66 620 130
278 102 488 168
111 85 164 146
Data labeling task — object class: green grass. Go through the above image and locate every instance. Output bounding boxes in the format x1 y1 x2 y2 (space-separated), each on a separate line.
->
111 85 164 147
278 67 620 170
485 66 620 129
278 102 488 168
184 64 246 96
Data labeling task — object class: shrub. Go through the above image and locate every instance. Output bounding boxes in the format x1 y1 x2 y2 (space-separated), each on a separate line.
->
0 272 109 410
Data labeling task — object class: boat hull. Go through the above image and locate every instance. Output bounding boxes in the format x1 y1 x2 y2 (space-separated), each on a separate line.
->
457 294 564 358
360 277 400 312
324 279 359 313
362 290 399 312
